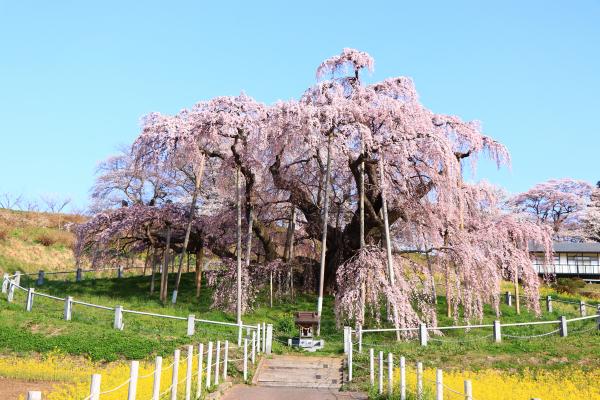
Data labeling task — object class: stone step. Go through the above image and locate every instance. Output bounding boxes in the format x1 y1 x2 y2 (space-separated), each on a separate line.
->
255 355 344 389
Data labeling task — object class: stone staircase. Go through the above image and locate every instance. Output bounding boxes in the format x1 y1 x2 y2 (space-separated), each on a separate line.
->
254 355 344 389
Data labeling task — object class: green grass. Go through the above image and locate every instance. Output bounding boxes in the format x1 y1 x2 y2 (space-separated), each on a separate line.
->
1 272 599 382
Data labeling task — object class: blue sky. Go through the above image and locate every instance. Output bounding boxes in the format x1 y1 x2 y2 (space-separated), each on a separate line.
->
1 1 599 211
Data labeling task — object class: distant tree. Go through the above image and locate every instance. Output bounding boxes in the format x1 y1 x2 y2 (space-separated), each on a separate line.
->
509 179 592 240
581 182 600 242
0 193 23 210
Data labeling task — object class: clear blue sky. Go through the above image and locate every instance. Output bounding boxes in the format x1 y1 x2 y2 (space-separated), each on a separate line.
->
1 1 599 211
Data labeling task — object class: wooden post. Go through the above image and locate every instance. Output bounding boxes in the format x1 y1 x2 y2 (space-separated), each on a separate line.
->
64 296 73 321
89 374 101 400
266 324 273 354
435 369 443 400
560 315 568 337
369 348 374 387
37 271 44 286
546 295 553 313
464 380 472 400
26 391 41 400
127 360 139 400
206 342 213 388
223 340 229 380
187 315 195 336
416 362 423 400
152 356 162 400
493 320 502 343
170 349 180 400
378 351 383 394
400 356 406 400
185 345 193 400
505 291 512 306
243 338 248 382
387 353 393 396
26 287 35 311
196 344 204 399
76 268 82 282
348 337 353 382
114 305 124 330
215 341 221 385
419 323 428 346
580 300 586 317
1 273 8 293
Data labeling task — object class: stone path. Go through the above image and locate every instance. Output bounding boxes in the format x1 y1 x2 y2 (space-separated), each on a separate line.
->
221 355 367 400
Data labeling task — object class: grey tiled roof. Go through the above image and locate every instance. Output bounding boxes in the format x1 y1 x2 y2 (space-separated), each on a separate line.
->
529 241 600 253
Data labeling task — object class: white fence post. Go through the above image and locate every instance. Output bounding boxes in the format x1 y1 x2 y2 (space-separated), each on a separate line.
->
14 271 21 286
26 391 41 400
206 341 213 388
171 349 180 400
419 323 428 346
400 356 406 400
493 320 502 343
243 338 248 382
251 331 256 364
369 348 374 386
89 373 101 400
416 362 423 400
464 379 473 400
596 305 600 331
152 356 162 400
348 337 353 382
266 324 273 354
187 315 195 336
378 351 383 394
223 340 229 380
215 341 221 385
387 353 393 396
37 271 44 286
256 323 261 354
343 326 350 354
546 295 552 313
196 343 204 399
26 287 35 311
185 345 193 400
238 322 243 346
118 266 123 278
357 324 363 353
7 280 15 303
506 291 512 306
76 268 82 282
560 315 568 337
64 296 73 320
114 305 124 330
2 273 9 293
127 360 139 400
171 290 178 304
580 301 586 317
262 322 267 353
436 369 443 400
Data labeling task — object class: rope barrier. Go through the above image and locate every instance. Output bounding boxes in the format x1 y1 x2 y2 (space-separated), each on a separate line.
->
502 329 560 339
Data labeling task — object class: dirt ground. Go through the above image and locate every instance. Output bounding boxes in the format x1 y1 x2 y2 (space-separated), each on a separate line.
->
0 377 56 400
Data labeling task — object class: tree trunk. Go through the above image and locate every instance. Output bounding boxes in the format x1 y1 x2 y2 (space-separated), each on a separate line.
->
173 155 206 303
317 134 333 336
160 227 172 302
143 247 150 276
514 269 520 315
150 248 157 295
288 207 296 298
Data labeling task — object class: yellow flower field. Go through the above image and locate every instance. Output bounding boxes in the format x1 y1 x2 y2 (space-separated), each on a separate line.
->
396 365 600 400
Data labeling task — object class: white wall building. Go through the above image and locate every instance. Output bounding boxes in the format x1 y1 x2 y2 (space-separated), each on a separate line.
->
531 242 600 277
